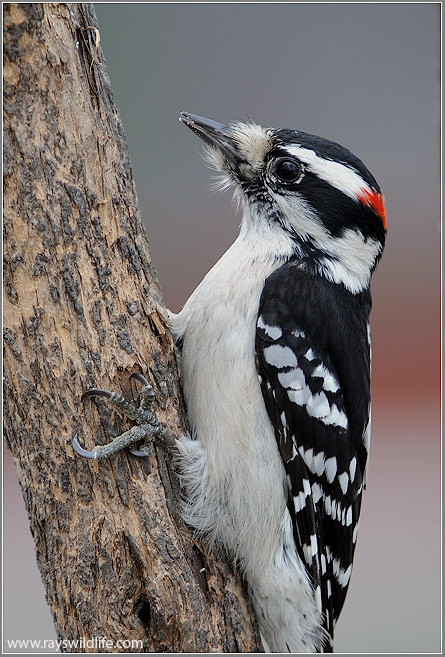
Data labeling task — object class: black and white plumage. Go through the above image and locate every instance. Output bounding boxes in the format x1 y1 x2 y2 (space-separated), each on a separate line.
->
172 113 386 652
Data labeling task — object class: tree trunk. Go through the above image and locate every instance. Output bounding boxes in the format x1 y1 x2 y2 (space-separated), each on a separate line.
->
3 3 260 652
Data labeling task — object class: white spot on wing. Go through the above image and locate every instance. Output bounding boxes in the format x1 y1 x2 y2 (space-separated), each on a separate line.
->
332 559 352 588
287 386 312 406
313 451 326 476
298 446 314 472
334 506 342 524
311 482 323 504
362 405 371 484
323 371 339 392
305 348 316 361
338 471 349 494
278 367 306 390
363 414 371 452
310 533 318 557
323 404 349 430
293 478 311 513
302 542 312 565
327 579 332 598
303 478 311 496
294 491 307 513
264 344 298 369
312 364 339 393
352 522 359 543
324 456 337 483
349 456 357 482
257 315 283 340
306 391 331 419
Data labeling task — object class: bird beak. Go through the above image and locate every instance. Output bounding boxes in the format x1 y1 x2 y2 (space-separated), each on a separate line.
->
179 111 241 166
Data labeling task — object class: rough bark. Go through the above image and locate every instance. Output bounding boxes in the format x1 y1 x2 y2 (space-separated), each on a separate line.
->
3 3 260 652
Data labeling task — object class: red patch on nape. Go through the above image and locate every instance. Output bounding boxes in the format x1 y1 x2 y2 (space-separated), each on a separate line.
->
357 187 387 230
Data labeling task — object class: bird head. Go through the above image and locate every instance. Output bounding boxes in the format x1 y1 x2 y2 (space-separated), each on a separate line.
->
179 112 386 293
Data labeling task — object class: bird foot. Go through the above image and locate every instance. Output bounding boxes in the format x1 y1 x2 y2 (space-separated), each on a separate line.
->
73 373 174 460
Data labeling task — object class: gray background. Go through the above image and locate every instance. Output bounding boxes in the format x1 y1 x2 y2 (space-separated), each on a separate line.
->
4 3 440 653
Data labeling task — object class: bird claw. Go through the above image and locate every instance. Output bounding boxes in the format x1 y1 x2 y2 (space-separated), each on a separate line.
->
81 387 114 402
72 433 103 460
129 444 155 458
73 374 172 460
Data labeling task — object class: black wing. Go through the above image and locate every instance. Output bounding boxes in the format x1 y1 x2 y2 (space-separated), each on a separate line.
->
255 261 371 649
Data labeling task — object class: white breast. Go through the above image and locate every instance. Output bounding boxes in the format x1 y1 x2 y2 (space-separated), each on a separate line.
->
170 216 323 650
170 220 294 574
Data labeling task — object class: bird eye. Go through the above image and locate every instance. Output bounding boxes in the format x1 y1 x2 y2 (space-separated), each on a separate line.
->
274 158 303 184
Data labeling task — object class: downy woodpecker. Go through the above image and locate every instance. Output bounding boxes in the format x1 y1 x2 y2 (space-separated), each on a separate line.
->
74 112 386 652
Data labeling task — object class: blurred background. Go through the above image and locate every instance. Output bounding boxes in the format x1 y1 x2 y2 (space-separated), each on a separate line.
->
4 3 440 653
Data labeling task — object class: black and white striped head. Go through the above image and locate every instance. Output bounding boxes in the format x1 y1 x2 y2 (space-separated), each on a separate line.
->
180 112 386 294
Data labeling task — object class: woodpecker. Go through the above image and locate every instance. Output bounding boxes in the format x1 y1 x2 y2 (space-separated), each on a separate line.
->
74 112 386 652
